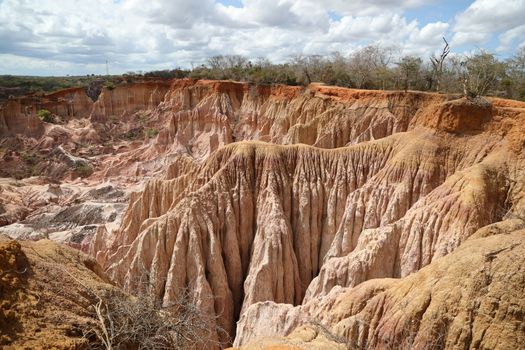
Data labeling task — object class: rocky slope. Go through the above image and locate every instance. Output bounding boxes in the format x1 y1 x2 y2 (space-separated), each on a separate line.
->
234 221 525 349
0 81 172 249
94 80 525 347
0 236 113 349
1 79 525 349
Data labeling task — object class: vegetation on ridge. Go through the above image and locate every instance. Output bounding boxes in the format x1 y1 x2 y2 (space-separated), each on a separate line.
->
157 44 525 100
2 44 524 102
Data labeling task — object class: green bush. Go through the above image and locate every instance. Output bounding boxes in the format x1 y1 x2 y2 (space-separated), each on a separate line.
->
30 165 42 177
37 109 54 123
74 161 93 178
145 128 159 139
104 81 115 90
122 128 142 140
21 151 37 164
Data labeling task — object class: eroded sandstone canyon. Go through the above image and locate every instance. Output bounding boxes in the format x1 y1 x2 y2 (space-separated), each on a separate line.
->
1 78 524 349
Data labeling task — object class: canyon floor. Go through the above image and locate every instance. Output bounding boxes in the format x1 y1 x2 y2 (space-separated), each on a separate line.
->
1 79 524 349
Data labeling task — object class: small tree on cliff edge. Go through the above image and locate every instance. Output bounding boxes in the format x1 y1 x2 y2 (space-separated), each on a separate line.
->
397 56 422 92
461 50 505 98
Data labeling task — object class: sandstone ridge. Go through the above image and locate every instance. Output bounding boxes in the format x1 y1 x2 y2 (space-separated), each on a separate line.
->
235 223 525 349
92 80 525 348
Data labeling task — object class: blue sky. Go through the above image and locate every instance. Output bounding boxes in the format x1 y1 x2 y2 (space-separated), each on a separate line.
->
403 0 508 56
219 0 243 6
0 0 524 75
405 1 469 24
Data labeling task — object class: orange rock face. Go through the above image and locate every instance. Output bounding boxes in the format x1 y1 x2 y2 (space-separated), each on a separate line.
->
90 81 171 122
0 97 45 138
0 87 96 138
42 87 94 119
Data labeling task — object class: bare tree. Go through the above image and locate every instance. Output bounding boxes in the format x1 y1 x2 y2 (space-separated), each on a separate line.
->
207 55 226 71
290 55 322 85
81 287 221 350
349 45 396 89
430 37 450 92
224 55 248 70
206 55 249 81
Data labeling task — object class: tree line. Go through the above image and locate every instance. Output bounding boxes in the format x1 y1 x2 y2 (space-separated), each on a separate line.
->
143 42 525 101
2 43 522 102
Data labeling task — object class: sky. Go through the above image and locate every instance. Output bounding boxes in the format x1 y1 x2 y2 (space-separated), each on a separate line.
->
0 0 524 76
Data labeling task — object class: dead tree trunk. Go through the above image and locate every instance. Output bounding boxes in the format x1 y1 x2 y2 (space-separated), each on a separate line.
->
430 37 450 92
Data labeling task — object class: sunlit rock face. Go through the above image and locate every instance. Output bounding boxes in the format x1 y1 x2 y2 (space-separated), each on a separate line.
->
235 224 525 350
90 79 525 348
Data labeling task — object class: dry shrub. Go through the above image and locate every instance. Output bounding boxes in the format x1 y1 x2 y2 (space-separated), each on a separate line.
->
63 267 225 350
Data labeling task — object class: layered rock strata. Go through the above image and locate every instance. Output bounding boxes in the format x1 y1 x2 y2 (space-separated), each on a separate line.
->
235 222 525 349
2 78 525 349
0 87 94 138
96 80 525 347
90 81 171 122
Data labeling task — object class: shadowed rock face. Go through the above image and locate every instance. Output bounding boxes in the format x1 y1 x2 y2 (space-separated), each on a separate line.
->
90 81 171 123
91 80 525 348
0 87 94 138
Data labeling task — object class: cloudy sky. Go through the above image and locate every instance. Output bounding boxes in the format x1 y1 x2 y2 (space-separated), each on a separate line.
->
1 0 524 76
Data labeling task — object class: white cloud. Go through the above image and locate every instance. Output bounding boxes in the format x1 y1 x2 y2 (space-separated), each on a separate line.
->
124 0 217 28
498 24 525 51
454 0 525 33
295 0 432 16
410 22 449 45
453 0 525 48
325 14 419 43
0 0 519 75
